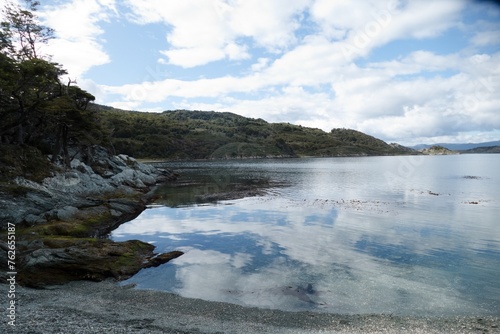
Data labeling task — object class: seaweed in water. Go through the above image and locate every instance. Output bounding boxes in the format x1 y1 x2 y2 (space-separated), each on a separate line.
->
463 175 483 179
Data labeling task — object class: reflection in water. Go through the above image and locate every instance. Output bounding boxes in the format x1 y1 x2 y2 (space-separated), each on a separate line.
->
112 156 500 315
152 167 281 207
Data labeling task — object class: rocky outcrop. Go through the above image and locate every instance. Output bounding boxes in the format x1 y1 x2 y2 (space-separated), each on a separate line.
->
13 239 184 288
0 146 182 287
1 147 177 226
419 145 458 155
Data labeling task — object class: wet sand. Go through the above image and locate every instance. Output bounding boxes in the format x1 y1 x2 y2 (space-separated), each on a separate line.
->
2 280 499 333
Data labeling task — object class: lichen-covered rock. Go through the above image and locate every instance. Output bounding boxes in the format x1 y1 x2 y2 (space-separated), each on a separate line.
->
14 238 183 288
53 206 78 221
0 146 177 226
0 145 182 287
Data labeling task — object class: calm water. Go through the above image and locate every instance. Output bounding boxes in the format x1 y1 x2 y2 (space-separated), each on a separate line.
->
112 155 500 315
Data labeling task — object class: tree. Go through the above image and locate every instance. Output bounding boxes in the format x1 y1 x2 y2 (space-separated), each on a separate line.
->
0 52 18 138
0 54 67 144
0 0 102 167
1 0 54 60
46 89 96 166
1 0 60 143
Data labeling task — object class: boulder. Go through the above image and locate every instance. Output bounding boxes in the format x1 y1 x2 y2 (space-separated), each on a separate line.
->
55 206 79 221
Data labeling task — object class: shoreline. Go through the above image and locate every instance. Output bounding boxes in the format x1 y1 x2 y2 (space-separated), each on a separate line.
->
2 153 499 332
2 280 499 333
0 148 182 288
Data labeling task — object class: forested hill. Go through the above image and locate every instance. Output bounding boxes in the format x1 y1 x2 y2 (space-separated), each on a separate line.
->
93 105 411 160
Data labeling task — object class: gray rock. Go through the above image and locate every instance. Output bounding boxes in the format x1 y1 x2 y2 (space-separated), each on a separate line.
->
108 199 142 214
101 170 114 178
70 159 94 174
24 214 47 225
111 169 149 188
55 206 79 221
110 209 122 217
1 146 177 227
22 248 74 268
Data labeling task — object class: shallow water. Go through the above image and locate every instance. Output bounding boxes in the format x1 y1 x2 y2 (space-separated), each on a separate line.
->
112 155 500 315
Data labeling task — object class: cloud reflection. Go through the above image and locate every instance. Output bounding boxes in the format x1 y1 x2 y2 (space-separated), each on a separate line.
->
114 194 498 315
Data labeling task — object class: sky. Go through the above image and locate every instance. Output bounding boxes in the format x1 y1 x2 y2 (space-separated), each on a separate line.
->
2 0 500 146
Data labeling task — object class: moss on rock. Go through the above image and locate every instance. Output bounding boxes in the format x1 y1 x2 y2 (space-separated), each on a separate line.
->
0 144 182 288
15 236 183 288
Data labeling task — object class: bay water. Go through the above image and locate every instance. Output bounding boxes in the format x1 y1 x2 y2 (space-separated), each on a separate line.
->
112 154 500 315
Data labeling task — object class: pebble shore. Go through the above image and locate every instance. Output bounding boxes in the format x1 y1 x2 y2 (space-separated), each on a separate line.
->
2 280 499 334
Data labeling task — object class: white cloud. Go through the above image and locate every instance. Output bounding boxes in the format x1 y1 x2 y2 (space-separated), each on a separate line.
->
390 0 465 39
251 57 270 71
352 63 500 142
160 47 226 69
471 30 500 47
46 38 108 79
262 35 347 86
310 0 389 34
224 42 250 61
40 0 116 78
207 86 334 125
227 0 310 51
122 0 309 67
123 0 238 67
326 0 466 61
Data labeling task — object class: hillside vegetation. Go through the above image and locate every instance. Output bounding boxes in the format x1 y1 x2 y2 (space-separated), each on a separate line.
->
461 146 500 154
93 106 410 160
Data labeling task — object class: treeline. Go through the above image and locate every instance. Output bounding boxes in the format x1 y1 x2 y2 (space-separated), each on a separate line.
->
0 1 106 168
94 106 409 159
461 146 500 154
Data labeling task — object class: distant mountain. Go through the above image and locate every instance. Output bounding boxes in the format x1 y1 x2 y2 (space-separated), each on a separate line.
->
91 105 413 159
412 140 500 151
462 146 500 154
389 143 420 153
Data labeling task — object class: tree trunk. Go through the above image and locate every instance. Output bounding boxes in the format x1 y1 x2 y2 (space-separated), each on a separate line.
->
16 123 24 144
62 124 70 168
51 126 62 163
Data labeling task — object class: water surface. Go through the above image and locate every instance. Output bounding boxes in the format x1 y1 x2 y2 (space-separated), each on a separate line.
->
112 155 500 315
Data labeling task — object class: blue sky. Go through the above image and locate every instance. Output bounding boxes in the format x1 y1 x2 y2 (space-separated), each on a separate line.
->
3 0 499 145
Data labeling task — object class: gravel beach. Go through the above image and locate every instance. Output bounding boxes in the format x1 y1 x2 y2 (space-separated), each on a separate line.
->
2 280 499 333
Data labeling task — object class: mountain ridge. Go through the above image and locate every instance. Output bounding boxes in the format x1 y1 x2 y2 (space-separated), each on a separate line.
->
92 105 413 160
411 140 500 151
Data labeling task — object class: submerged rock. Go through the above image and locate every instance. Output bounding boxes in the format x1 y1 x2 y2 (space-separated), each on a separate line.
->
144 251 185 268
282 284 317 304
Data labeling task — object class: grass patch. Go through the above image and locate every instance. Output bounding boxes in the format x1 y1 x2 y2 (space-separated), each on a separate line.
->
27 221 92 237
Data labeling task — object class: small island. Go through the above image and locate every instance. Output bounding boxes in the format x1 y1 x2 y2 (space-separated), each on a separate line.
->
419 145 459 155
